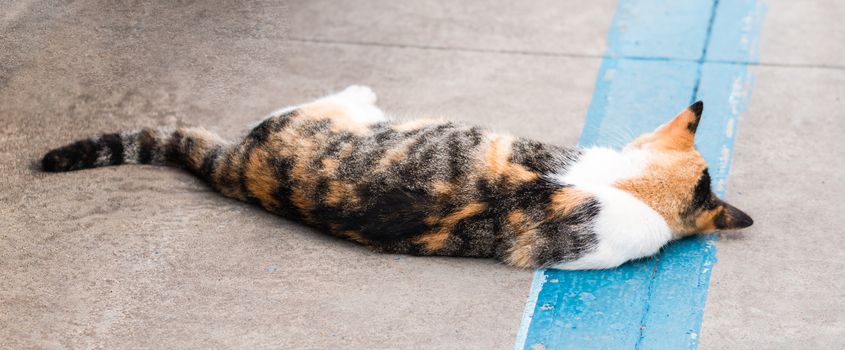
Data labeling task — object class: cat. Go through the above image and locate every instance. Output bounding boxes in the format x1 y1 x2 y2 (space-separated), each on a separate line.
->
41 85 752 270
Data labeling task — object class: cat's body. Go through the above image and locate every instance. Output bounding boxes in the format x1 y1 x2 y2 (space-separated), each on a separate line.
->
41 86 752 269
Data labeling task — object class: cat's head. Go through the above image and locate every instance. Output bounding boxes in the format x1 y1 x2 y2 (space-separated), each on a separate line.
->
618 101 753 238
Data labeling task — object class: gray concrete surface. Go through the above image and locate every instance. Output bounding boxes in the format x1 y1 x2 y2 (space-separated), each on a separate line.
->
700 1 845 348
701 65 845 349
0 1 607 348
3 0 845 349
285 0 614 57
701 0 845 342
756 0 845 67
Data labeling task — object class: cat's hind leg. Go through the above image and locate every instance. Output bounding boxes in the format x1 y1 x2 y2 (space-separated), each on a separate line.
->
266 85 386 124
312 85 387 124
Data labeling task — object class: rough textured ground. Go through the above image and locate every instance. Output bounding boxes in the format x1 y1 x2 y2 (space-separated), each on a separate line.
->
1 0 843 349
700 1 845 347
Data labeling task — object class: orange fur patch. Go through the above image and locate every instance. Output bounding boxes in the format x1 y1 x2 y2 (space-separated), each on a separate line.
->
550 187 593 218
616 151 706 233
441 202 488 226
416 202 488 252
335 144 353 159
504 209 540 268
694 206 723 233
321 158 339 175
290 187 316 218
244 147 280 209
338 230 368 244
178 128 221 167
507 210 527 226
423 215 441 226
414 228 450 252
288 133 321 186
377 146 408 169
484 135 539 183
431 180 453 195
506 228 538 268
263 134 295 160
324 181 358 206
298 103 370 135
630 107 699 151
215 144 246 200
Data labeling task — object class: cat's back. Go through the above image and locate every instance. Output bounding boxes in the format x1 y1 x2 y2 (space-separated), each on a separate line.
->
236 111 582 255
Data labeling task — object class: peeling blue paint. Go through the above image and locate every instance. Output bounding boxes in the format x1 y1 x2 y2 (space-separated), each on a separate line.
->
514 1 763 349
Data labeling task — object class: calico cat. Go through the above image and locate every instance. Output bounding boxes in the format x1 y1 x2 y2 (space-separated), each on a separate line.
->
41 86 752 269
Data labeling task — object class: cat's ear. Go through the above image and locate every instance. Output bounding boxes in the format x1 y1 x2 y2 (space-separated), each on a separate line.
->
713 201 753 230
652 101 703 150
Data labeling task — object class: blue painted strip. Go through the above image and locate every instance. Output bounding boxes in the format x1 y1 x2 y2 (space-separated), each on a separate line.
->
513 269 547 347
637 61 757 349
706 0 767 63
604 0 712 60
514 0 763 349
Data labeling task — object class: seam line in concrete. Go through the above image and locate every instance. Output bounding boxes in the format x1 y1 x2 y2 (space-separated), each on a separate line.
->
285 37 845 71
690 0 721 104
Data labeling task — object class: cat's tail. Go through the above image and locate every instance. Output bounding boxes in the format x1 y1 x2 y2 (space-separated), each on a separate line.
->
41 127 229 182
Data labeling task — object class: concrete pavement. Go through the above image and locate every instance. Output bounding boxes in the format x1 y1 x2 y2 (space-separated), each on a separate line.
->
1 0 843 349
701 2 845 346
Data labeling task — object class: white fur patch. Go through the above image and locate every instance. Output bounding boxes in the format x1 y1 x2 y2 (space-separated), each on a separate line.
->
151 128 171 164
326 85 387 124
94 136 111 166
263 85 388 127
553 185 672 270
554 147 649 187
552 147 672 270
121 131 140 164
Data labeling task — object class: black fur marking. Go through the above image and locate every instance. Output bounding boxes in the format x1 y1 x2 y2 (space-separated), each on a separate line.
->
166 131 186 164
198 146 222 181
309 132 356 172
246 120 271 143
383 123 459 188
533 199 600 266
100 133 125 165
40 149 67 172
451 212 497 257
246 110 296 144
714 203 753 230
41 141 94 172
137 130 155 164
470 178 599 265
687 101 704 133
690 101 704 116
354 186 433 243
686 168 718 215
401 124 454 159
270 110 297 132
268 156 302 220
237 129 270 206
511 138 581 174
466 178 581 261
686 121 698 133
300 119 331 137
247 113 287 142
446 128 483 181
373 127 398 144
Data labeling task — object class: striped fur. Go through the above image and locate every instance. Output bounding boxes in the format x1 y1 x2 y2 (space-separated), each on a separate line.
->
41 87 752 269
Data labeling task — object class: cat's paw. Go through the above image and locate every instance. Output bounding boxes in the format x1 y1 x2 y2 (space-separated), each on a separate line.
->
339 85 377 105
